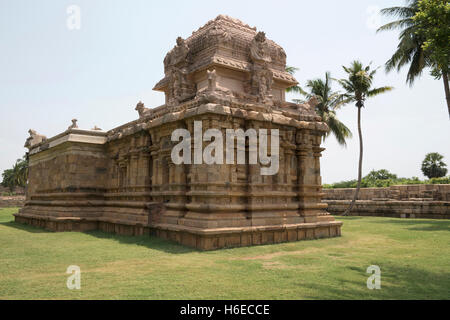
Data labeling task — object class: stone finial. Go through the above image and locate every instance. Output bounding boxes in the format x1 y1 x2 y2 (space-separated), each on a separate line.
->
24 129 47 149
68 119 78 130
91 125 102 131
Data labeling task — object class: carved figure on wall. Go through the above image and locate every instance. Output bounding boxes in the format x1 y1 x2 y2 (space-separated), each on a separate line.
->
135 101 151 118
208 25 232 45
251 67 273 103
207 69 217 92
169 67 195 104
201 68 231 98
164 36 190 71
260 75 268 101
68 119 78 130
172 69 182 100
249 32 271 64
24 129 47 149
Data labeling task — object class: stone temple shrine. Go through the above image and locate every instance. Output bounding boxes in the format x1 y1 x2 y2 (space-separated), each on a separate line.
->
15 15 342 250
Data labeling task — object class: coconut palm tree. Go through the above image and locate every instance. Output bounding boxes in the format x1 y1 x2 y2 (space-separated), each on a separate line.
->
1 156 28 193
286 68 352 146
337 61 393 215
299 72 352 146
377 0 426 84
378 1 450 117
13 156 28 187
285 66 304 95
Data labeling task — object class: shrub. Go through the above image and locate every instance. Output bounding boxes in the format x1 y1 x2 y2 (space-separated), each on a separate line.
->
324 171 450 189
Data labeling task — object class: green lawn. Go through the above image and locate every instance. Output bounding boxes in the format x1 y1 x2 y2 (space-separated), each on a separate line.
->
0 207 449 299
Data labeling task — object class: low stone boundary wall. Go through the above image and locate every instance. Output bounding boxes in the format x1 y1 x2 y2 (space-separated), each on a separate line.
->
323 185 450 219
325 200 449 219
323 184 450 201
0 196 26 208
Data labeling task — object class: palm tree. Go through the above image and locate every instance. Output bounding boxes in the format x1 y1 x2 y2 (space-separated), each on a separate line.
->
286 68 352 146
421 152 448 179
337 61 393 215
378 1 449 117
13 156 28 187
285 66 304 95
1 156 28 193
300 72 352 146
377 1 426 84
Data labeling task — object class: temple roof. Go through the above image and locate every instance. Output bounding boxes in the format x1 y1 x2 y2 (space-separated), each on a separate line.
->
153 15 297 92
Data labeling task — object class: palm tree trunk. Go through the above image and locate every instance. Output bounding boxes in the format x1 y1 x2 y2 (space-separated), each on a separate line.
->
343 106 363 216
442 72 450 118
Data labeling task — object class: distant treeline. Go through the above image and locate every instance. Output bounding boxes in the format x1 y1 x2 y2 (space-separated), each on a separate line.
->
324 169 450 189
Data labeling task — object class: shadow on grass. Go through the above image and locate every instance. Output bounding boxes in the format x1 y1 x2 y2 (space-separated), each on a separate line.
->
84 230 198 254
0 220 52 233
368 218 450 232
335 216 366 221
1 218 197 254
300 263 450 300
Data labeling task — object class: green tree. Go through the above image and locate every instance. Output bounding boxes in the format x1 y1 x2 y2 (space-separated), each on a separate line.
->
365 169 398 181
1 169 15 192
1 156 29 192
378 0 450 117
413 0 450 117
378 1 425 84
337 61 393 215
13 156 28 187
421 152 448 178
299 72 352 146
285 66 304 95
286 68 352 146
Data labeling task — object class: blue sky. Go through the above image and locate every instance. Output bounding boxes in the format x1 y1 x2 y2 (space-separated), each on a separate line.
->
0 0 449 183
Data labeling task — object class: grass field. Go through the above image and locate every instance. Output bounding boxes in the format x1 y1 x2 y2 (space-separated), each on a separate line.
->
0 207 449 299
